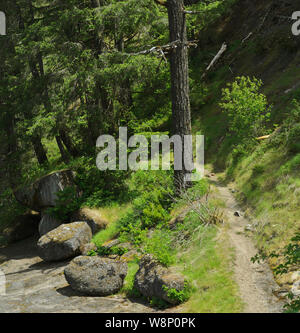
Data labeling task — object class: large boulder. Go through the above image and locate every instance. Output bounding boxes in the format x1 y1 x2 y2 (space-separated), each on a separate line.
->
64 256 128 296
134 254 185 305
14 170 76 212
2 213 40 243
37 222 92 262
71 207 108 234
38 212 62 236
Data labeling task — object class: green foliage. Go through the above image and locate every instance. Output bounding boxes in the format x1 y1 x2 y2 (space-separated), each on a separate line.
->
287 124 300 153
118 170 173 245
252 232 300 312
285 101 300 153
252 164 265 176
122 260 141 297
0 189 26 234
285 293 300 313
72 157 131 207
220 76 270 139
96 245 129 257
144 228 176 267
163 282 193 305
46 186 80 221
149 296 168 309
279 153 300 175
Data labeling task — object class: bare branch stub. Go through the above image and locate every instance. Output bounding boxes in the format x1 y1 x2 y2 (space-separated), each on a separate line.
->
125 39 198 59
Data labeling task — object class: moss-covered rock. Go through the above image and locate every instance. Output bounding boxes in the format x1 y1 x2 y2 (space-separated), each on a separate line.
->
37 222 92 262
64 256 127 296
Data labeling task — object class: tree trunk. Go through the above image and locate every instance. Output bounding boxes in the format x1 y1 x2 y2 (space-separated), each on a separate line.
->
4 114 20 188
59 128 80 158
31 135 48 165
167 0 192 194
55 136 70 163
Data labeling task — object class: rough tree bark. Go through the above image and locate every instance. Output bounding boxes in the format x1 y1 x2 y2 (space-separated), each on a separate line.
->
167 0 195 193
153 0 201 193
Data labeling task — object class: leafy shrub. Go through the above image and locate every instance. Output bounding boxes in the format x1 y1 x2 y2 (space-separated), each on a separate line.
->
47 156 131 220
280 153 300 174
162 281 193 304
252 164 265 176
118 170 173 244
287 123 300 153
0 189 26 234
47 186 80 221
72 157 130 207
144 228 176 267
220 76 270 139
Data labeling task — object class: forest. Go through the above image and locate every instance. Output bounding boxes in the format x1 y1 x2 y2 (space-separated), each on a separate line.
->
0 0 300 314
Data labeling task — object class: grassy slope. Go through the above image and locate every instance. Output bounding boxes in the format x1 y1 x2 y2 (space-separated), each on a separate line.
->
92 182 243 313
190 0 300 286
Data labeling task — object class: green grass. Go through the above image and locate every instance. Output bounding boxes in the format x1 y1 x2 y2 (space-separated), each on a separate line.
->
225 141 300 282
120 259 140 296
92 203 131 247
177 225 242 313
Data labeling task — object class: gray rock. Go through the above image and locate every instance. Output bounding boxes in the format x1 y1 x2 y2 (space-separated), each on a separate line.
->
37 222 92 262
14 170 76 211
102 239 120 249
120 249 141 263
117 242 133 251
64 256 128 296
244 224 253 232
39 213 62 236
134 254 185 304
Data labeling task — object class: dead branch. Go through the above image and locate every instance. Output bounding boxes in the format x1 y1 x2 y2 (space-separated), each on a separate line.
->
125 39 198 58
183 10 202 14
201 42 227 79
256 135 271 141
242 32 253 44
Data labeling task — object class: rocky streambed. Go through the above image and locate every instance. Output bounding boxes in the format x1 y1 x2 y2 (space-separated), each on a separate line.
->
0 236 157 313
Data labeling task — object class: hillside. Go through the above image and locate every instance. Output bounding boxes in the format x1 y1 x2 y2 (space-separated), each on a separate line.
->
190 0 300 299
0 0 300 314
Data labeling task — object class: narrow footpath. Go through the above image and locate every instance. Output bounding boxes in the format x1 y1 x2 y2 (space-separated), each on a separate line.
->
207 173 284 313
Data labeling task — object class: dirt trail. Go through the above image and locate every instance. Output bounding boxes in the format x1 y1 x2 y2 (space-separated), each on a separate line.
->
207 173 284 313
0 236 156 313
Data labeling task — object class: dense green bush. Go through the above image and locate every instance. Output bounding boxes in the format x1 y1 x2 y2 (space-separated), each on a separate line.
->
144 228 176 267
0 189 26 234
287 124 300 153
46 186 80 221
118 170 174 245
163 282 193 305
220 76 270 140
72 157 131 206
47 156 131 220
